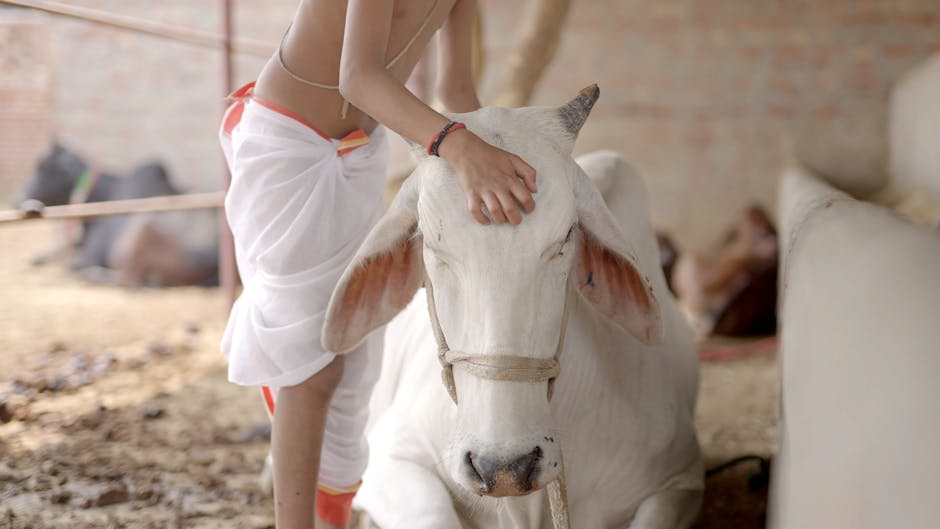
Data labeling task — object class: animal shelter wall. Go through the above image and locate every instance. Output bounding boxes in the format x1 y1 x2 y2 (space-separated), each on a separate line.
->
0 1 293 202
482 0 940 248
1 1 939 247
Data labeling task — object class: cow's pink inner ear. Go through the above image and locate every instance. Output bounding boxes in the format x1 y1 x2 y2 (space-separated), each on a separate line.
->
327 227 423 352
575 229 661 344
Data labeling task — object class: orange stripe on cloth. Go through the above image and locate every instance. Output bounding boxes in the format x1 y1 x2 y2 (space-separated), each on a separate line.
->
223 81 369 156
317 483 360 527
337 128 370 156
258 383 360 526
226 80 332 141
261 386 276 417
251 95 333 142
226 81 256 102
222 81 255 137
224 81 370 156
222 99 245 137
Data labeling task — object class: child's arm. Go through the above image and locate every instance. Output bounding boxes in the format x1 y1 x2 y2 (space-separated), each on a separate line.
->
340 0 536 225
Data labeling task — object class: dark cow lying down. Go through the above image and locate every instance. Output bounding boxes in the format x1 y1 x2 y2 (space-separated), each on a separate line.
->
18 144 219 287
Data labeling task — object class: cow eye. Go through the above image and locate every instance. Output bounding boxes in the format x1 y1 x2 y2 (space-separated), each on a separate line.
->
562 226 574 245
545 226 576 260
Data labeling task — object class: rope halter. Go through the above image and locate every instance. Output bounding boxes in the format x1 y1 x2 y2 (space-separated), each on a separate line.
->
421 272 572 529
422 272 570 405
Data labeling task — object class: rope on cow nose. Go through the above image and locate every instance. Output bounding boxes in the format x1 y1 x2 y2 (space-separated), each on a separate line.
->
547 454 571 529
444 351 560 382
423 272 571 405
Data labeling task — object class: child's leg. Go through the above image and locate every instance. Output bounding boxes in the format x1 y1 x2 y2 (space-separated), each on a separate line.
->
272 356 345 529
315 332 384 528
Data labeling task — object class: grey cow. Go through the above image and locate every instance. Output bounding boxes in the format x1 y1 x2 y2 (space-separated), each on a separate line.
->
19 143 219 287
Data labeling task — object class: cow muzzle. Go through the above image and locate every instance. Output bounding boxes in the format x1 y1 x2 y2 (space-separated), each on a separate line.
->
452 433 563 497
465 446 543 497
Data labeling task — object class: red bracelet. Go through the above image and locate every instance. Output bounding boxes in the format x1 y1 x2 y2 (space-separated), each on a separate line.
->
427 121 466 157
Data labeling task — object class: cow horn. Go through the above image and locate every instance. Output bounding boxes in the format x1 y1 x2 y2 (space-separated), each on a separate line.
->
558 84 600 135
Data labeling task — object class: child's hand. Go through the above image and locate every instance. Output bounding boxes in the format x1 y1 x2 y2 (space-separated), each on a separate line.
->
439 129 537 225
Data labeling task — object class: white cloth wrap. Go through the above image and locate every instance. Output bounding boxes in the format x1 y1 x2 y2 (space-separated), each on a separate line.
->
220 100 388 489
220 100 387 387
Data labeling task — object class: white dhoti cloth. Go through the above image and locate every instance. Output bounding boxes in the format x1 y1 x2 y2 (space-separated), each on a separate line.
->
219 90 386 490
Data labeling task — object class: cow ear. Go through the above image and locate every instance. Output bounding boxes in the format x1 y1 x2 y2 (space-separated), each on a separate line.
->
571 166 664 345
322 177 425 353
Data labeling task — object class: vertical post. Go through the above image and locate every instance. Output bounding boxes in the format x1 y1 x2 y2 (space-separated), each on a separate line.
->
488 0 571 108
219 0 238 308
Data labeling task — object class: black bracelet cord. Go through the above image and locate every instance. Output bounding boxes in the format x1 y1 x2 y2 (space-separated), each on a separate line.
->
429 121 463 157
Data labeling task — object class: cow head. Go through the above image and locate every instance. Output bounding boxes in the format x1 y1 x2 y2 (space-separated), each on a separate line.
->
18 142 88 208
322 86 662 497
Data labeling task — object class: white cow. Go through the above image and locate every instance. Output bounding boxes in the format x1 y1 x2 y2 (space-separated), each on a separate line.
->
322 87 704 529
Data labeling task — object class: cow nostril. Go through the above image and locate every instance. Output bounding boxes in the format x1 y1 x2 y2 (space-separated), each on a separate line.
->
465 452 488 492
511 446 542 491
465 448 544 494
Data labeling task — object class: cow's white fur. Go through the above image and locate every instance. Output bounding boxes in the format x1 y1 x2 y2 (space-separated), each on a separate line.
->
323 96 703 529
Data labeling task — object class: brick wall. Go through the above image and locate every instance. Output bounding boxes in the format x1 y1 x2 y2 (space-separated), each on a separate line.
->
1 1 938 248
0 1 291 201
480 0 940 248
0 15 51 204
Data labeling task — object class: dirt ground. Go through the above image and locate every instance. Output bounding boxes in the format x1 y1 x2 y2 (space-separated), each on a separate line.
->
0 220 777 529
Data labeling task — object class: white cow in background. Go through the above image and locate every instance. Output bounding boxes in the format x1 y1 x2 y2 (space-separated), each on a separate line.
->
322 86 703 529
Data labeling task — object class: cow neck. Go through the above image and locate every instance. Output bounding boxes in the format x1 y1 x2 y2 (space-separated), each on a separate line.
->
62 165 103 248
69 166 101 205
421 272 573 529
421 271 571 404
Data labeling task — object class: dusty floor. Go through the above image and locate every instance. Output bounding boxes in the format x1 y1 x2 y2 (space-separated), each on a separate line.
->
0 221 777 529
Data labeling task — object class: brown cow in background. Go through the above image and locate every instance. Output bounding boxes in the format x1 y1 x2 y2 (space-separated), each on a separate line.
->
671 205 778 339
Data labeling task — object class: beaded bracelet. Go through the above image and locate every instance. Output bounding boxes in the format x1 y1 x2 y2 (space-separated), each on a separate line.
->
427 121 467 157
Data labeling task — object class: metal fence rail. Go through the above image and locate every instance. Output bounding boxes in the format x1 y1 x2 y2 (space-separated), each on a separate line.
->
0 192 225 223
1 0 244 304
0 0 270 56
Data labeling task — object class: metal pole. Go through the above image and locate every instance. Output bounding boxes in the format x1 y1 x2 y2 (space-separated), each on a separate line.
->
0 0 270 57
0 193 225 223
219 0 239 308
